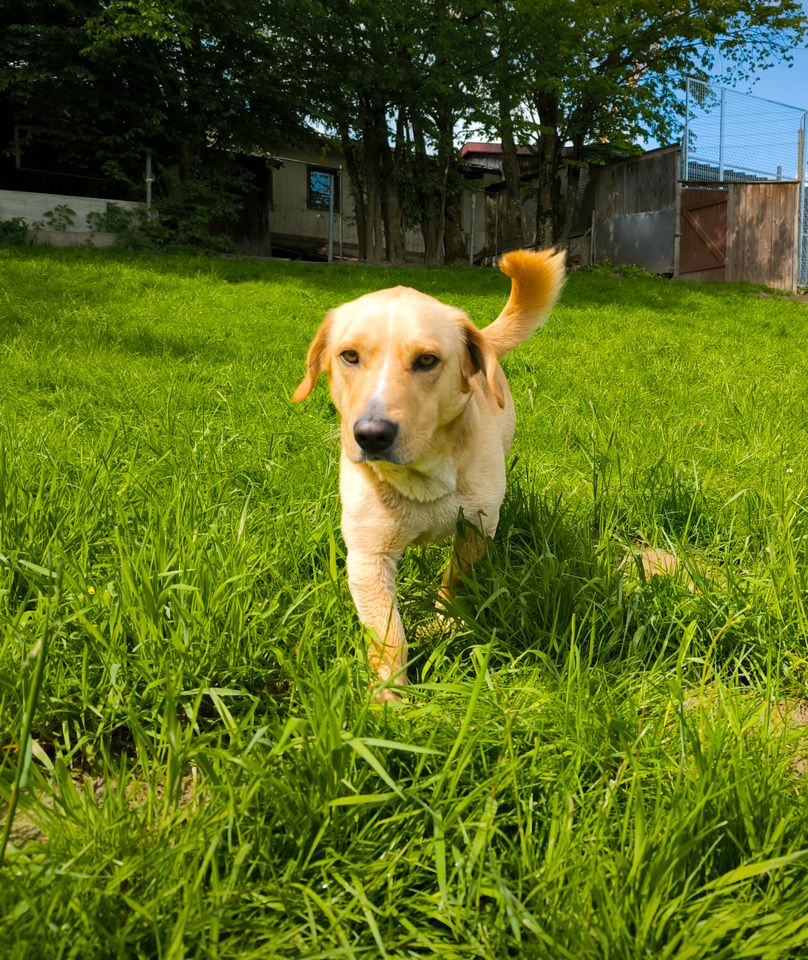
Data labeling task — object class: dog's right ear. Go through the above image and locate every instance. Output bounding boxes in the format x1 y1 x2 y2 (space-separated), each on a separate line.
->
292 313 334 402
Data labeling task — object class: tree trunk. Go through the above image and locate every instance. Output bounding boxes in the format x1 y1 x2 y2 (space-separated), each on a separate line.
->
340 129 367 260
412 112 447 266
558 134 585 249
497 101 523 251
380 108 406 264
444 181 466 263
534 90 563 248
363 117 385 261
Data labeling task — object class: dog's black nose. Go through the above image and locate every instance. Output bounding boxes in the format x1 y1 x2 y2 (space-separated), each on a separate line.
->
354 417 399 455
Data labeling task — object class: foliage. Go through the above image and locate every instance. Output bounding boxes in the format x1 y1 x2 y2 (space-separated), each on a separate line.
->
0 0 302 246
472 0 808 246
298 0 487 263
33 204 76 232
0 217 29 246
85 203 142 235
1 247 808 954
0 2 806 257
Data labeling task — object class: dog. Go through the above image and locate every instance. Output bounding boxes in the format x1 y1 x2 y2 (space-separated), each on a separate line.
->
292 249 566 700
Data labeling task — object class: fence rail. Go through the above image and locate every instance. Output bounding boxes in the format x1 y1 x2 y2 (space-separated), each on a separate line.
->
683 78 808 288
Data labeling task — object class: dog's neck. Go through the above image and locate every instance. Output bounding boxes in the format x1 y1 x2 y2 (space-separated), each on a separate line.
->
365 457 457 503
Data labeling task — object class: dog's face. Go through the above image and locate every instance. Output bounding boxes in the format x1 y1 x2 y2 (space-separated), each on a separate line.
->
293 286 502 466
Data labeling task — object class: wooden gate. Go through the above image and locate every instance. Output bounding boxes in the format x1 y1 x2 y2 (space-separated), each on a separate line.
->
679 182 799 290
679 188 727 281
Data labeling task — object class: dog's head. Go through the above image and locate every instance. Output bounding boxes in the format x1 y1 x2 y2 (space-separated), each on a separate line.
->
292 285 502 466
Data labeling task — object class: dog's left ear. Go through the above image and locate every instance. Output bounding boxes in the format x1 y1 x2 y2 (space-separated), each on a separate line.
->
460 318 504 408
292 313 334 402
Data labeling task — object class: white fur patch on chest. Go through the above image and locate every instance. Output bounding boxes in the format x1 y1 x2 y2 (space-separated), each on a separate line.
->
369 458 457 504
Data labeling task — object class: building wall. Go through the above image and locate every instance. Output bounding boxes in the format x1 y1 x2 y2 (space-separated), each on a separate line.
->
269 148 428 259
591 147 679 217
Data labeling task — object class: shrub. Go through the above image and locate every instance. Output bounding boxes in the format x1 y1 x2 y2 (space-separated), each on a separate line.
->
0 216 29 246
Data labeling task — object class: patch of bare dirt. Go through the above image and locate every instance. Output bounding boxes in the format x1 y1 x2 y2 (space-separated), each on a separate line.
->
622 542 701 593
4 765 202 850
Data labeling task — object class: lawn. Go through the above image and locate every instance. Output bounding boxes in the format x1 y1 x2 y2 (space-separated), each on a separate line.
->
1 245 807 958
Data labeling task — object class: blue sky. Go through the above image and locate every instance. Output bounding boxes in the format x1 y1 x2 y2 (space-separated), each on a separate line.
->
718 19 808 111
642 14 808 150
740 50 808 111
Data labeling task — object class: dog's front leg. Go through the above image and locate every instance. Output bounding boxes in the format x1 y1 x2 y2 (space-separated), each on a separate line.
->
346 549 407 701
438 514 492 610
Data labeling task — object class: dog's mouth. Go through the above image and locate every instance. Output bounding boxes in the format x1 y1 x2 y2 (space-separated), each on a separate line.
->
358 449 405 465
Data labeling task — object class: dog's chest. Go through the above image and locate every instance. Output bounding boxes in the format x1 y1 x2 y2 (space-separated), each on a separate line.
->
410 495 466 545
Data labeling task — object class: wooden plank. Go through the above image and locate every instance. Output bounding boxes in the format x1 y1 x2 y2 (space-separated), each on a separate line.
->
787 181 799 291
726 186 738 282
683 209 725 262
735 184 747 281
741 184 756 282
724 182 802 291
774 182 798 291
759 183 773 287
678 267 727 282
771 184 786 289
592 147 679 219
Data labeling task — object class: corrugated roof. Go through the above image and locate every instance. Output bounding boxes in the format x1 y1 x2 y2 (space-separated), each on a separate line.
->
460 141 534 158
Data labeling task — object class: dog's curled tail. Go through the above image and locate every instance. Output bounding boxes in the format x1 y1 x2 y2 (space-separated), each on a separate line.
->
482 248 566 360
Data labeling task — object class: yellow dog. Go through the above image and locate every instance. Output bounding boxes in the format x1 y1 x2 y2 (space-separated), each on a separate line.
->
293 249 565 700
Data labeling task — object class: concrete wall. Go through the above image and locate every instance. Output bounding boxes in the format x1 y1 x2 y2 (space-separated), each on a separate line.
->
0 189 144 247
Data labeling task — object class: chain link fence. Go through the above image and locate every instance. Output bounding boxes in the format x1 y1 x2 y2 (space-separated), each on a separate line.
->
683 79 808 287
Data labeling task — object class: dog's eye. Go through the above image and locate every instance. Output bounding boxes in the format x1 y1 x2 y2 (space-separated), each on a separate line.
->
340 350 360 366
413 354 439 371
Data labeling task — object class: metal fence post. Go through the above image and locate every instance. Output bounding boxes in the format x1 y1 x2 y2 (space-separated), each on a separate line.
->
327 173 334 264
799 111 808 287
494 193 499 259
339 165 344 262
145 150 153 222
468 191 477 266
682 78 690 181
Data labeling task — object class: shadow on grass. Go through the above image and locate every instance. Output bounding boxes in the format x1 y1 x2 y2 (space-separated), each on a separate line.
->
399 483 626 682
562 264 782 316
1 243 510 295
401 474 772 688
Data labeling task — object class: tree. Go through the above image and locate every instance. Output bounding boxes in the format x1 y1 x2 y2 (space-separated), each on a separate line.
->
5 0 803 259
301 0 489 264
476 0 808 250
0 0 303 244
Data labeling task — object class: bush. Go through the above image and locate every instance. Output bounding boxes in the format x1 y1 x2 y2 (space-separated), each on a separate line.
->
0 216 29 246
35 204 77 231
85 203 145 237
147 161 245 253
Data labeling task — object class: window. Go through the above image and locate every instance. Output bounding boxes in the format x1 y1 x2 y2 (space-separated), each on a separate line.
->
307 166 340 212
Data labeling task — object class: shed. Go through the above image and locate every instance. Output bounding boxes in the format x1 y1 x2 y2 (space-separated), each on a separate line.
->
568 144 805 292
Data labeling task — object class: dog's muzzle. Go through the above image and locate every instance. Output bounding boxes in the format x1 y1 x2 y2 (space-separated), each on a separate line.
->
353 417 399 459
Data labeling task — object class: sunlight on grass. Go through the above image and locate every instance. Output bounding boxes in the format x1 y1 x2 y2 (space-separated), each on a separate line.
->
1 247 807 957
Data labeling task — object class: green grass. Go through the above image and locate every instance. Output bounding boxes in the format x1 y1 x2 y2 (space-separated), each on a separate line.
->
1 245 807 958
